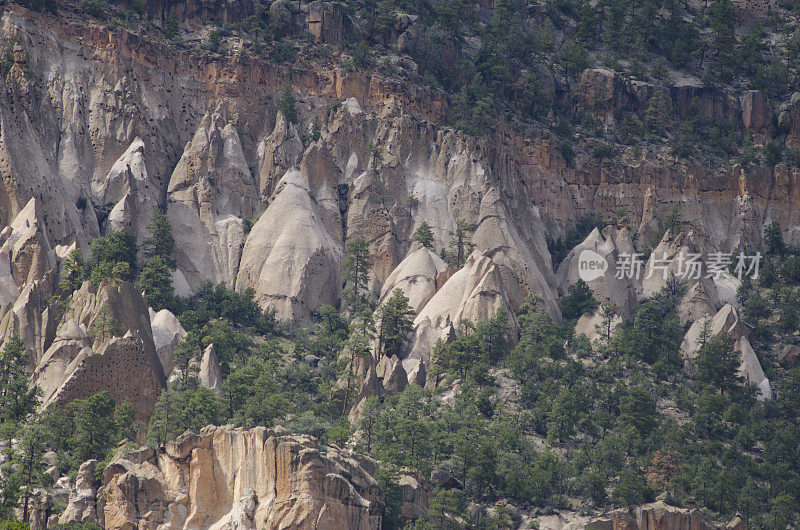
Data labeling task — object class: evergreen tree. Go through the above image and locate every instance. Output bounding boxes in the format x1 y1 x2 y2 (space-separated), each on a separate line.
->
561 279 599 320
69 391 118 463
644 91 671 135
141 209 175 267
342 310 374 412
87 231 137 284
90 304 121 344
276 84 297 124
707 0 737 81
445 219 475 267
0 335 38 428
413 221 434 249
663 204 683 235
595 302 618 346
358 396 381 453
377 289 415 360
14 419 49 522
764 221 785 256
342 237 371 315
59 248 85 293
173 331 203 388
147 387 179 447
696 333 742 395
137 255 175 311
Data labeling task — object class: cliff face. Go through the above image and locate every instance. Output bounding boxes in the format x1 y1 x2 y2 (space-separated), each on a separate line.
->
2 4 799 332
97 425 384 530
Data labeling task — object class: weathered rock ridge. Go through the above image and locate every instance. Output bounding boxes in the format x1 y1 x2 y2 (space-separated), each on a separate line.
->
0 1 797 410
95 425 383 529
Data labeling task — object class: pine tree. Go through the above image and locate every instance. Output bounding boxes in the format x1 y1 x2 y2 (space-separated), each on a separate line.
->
137 255 175 311
561 279 599 320
696 333 742 395
445 220 476 267
376 289 415 360
342 310 375 413
707 0 737 82
764 221 785 256
147 387 179 447
141 209 176 267
173 331 203 388
358 396 381 453
0 334 38 428
276 85 297 124
69 391 118 463
414 221 434 249
59 248 85 293
15 419 48 522
595 302 618 346
644 91 671 135
342 237 371 316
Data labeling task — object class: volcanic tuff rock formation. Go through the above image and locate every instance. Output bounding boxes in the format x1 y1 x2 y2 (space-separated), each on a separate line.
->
2 1 798 412
680 304 772 400
32 280 165 418
96 425 384 529
556 226 638 316
583 501 745 530
149 307 186 376
167 106 260 289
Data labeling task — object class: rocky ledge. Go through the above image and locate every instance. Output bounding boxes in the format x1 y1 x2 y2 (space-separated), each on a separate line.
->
35 425 385 530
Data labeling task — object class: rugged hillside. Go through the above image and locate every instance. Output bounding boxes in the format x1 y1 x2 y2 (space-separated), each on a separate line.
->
1 0 800 528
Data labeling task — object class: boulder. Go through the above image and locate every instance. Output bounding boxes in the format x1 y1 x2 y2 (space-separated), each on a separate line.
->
734 336 771 401
98 426 384 529
430 468 462 490
398 471 428 520
198 343 223 395
149 308 186 376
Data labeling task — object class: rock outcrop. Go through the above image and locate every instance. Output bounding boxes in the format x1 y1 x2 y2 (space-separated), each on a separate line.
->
236 166 343 321
0 198 55 307
198 343 223 394
410 252 515 361
380 248 452 313
149 308 187 377
97 425 384 529
167 106 259 290
680 304 771 400
556 227 638 316
585 501 741 529
59 459 99 526
32 280 165 418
